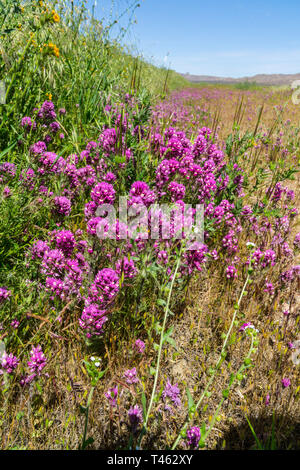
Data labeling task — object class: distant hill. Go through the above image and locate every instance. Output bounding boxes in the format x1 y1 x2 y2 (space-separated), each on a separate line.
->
180 72 300 86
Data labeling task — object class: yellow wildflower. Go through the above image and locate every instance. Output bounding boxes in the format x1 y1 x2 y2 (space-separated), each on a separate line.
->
46 42 60 58
52 10 60 23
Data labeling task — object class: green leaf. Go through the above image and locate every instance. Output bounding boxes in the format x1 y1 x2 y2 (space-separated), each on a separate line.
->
82 437 94 449
163 326 174 344
98 369 107 379
245 415 263 450
200 422 206 438
186 387 195 412
157 298 166 307
0 140 18 159
165 336 176 348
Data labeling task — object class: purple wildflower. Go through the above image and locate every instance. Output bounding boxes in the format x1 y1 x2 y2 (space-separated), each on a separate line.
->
91 182 115 205
186 426 201 449
294 233 300 249
133 339 146 354
226 265 237 279
0 352 19 374
281 378 291 388
123 367 138 384
49 121 60 133
3 186 11 197
90 268 119 304
53 196 72 216
10 320 20 329
115 257 137 279
239 322 257 332
105 386 118 407
0 287 11 303
54 230 76 256
162 380 181 408
27 345 47 375
128 405 143 432
264 281 275 295
79 304 107 338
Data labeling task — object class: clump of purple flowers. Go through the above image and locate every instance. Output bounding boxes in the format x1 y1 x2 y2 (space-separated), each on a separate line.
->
186 426 201 449
91 182 116 205
89 268 119 304
54 230 76 256
133 339 145 354
226 265 237 279
0 162 16 183
105 386 118 407
0 352 19 375
21 116 36 132
79 304 107 338
162 380 181 409
264 281 275 295
294 233 300 249
0 287 11 303
11 319 19 329
36 101 57 121
3 186 11 197
123 367 138 384
116 257 137 280
281 378 291 388
30 140 47 155
49 121 60 133
53 196 72 217
128 405 143 433
27 345 47 376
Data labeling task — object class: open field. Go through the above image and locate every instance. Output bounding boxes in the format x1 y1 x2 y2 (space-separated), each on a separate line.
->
0 0 300 451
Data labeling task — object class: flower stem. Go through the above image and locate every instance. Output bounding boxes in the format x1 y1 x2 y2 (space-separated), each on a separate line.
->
172 265 252 450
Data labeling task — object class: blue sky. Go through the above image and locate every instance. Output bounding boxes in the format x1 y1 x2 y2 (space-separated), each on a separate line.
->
92 0 300 77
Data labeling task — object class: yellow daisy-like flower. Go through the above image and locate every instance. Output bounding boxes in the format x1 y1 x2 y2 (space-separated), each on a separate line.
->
52 45 59 58
52 10 60 23
46 42 60 58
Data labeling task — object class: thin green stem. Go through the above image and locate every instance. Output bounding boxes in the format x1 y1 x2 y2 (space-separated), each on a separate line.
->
81 386 95 450
172 264 252 450
137 247 183 449
145 250 182 427
203 336 255 445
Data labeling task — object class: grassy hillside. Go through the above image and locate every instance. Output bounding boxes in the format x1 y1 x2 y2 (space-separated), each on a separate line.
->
0 0 187 149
